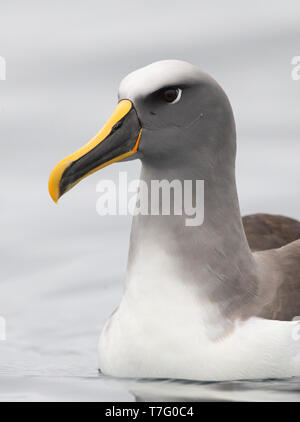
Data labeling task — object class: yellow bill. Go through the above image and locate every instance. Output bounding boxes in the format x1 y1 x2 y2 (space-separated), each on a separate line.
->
48 99 142 203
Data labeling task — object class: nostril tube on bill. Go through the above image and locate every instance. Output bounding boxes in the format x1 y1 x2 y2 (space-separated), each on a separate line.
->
112 120 123 132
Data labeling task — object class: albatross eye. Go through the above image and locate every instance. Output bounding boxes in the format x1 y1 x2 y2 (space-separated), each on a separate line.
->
163 88 182 104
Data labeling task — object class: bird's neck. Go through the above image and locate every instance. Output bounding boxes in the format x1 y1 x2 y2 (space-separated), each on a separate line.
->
125 159 258 322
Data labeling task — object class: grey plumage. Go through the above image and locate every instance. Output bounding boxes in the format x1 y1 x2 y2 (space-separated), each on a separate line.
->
120 61 300 332
242 214 300 321
51 60 300 379
243 213 300 252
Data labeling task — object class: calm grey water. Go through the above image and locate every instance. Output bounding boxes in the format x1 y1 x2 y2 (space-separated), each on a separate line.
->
0 0 299 401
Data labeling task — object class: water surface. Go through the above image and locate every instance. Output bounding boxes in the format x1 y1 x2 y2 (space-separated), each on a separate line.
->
1 0 300 402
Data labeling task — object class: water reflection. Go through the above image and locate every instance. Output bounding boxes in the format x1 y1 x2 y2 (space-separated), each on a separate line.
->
104 376 300 402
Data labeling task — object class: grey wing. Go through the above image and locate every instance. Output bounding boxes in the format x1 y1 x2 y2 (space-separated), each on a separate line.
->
242 213 300 252
243 213 300 321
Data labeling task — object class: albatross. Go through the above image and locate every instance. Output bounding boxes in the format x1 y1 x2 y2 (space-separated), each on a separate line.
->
48 60 300 381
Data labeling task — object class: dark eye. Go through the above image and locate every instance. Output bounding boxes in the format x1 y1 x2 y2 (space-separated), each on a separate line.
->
163 88 182 104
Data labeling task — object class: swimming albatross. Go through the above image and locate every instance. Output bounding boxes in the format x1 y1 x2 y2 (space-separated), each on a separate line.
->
49 60 300 381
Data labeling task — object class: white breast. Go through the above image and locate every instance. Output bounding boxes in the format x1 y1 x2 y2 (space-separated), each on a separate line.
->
98 248 300 380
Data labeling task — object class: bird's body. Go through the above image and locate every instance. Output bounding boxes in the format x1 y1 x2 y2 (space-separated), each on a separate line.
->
99 308 300 381
98 177 300 380
99 234 300 381
49 60 300 381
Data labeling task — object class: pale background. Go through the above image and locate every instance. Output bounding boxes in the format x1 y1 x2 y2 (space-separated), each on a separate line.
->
0 0 299 401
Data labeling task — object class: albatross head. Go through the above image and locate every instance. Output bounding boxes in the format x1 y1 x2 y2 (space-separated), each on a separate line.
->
49 60 236 202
